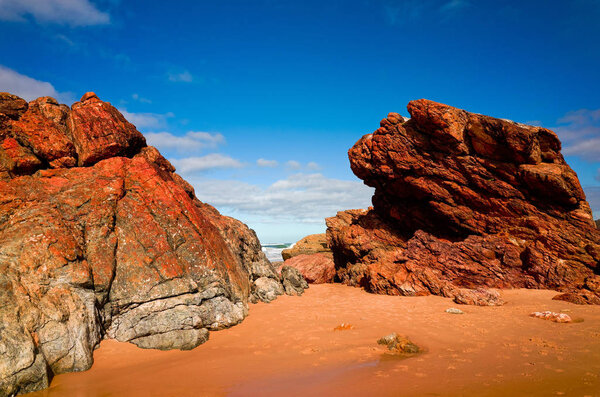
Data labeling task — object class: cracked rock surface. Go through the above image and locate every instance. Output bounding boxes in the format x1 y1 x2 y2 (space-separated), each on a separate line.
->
327 99 600 305
0 92 300 396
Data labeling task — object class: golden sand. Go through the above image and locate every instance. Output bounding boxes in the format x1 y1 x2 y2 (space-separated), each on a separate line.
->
28 284 600 396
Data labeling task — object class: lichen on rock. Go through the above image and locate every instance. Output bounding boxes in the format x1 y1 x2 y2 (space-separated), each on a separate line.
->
0 92 304 396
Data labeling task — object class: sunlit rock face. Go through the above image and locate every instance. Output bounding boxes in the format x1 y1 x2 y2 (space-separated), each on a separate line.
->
0 92 294 396
327 99 600 305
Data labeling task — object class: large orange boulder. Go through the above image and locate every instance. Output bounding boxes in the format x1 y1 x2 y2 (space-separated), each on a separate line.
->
327 99 600 305
279 253 336 284
0 92 300 396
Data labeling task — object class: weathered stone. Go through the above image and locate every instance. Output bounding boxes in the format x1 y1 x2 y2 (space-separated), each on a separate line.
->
377 333 420 354
453 289 504 306
0 92 291 396
529 311 572 323
10 96 76 168
253 277 285 302
327 99 600 305
280 266 309 296
279 253 336 284
0 92 28 120
67 92 146 166
198 203 285 303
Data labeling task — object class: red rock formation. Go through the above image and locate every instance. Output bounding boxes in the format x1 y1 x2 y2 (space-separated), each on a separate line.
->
327 99 600 305
0 92 300 396
279 253 336 284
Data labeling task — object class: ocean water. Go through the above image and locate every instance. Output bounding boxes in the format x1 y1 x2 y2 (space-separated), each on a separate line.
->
261 243 294 263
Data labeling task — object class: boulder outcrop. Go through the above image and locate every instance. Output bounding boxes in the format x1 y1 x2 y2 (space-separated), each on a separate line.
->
281 233 331 260
0 92 302 396
327 99 600 305
279 254 336 284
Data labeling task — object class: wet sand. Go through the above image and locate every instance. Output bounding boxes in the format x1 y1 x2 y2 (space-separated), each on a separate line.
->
28 284 600 397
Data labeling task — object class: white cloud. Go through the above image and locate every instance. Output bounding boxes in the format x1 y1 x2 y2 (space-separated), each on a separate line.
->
187 173 374 224
0 65 73 103
555 108 600 162
168 70 194 83
284 160 321 171
257 158 279 167
118 109 174 130
307 161 321 171
286 160 301 170
170 154 244 173
132 93 152 104
0 0 109 26
145 131 225 153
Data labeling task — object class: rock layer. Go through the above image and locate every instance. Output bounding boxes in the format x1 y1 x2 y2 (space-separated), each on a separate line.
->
0 92 300 396
327 99 600 305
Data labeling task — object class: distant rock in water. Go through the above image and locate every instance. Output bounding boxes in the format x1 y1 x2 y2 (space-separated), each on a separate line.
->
0 92 304 396
327 99 600 306
281 233 331 260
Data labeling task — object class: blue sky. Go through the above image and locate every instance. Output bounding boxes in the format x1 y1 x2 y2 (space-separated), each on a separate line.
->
1 0 599 242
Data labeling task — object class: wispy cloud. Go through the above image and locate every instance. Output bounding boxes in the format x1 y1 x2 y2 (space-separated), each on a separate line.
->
55 33 76 47
145 131 225 152
257 158 279 167
132 93 151 104
0 65 73 103
187 173 374 224
307 162 321 171
0 0 109 26
168 70 194 83
286 160 302 170
170 154 244 173
118 109 174 129
555 108 600 162
285 160 321 171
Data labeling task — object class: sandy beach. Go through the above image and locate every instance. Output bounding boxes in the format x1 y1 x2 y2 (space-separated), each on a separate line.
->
27 284 600 397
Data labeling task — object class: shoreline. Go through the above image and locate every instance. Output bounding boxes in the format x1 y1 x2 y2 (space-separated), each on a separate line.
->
27 284 600 396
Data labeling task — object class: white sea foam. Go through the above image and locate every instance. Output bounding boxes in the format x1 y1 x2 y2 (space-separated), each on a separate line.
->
261 243 292 262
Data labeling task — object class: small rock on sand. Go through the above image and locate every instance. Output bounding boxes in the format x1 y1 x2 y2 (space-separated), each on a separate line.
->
333 323 354 331
446 308 464 314
529 311 572 323
377 333 420 354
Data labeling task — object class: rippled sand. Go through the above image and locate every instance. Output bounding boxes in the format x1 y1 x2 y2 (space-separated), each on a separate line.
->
27 284 600 396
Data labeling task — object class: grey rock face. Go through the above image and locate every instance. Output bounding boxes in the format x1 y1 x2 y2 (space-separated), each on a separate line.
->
280 266 309 296
253 277 285 302
200 207 285 303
